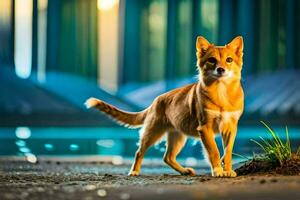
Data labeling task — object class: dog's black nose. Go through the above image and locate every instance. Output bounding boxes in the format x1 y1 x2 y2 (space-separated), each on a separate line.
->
216 67 225 75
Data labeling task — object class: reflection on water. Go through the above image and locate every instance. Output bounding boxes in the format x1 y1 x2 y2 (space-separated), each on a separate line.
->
13 126 37 163
44 143 54 151
15 127 31 139
0 126 299 161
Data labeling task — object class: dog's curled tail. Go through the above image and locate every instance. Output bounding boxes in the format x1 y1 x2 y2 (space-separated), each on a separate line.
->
85 97 147 128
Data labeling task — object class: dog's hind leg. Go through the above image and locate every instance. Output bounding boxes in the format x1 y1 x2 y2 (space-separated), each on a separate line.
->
128 125 165 176
163 131 196 176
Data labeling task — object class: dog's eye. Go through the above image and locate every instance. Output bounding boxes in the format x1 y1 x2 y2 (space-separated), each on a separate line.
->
226 57 233 63
207 57 217 65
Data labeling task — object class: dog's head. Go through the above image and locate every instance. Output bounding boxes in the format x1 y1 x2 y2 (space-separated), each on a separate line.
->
196 36 243 84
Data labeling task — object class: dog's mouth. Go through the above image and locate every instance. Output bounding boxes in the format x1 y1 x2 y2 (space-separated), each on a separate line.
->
206 70 233 80
210 73 224 79
209 72 227 79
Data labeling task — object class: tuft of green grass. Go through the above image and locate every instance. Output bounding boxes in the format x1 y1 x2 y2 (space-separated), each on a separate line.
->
250 121 292 166
232 152 250 160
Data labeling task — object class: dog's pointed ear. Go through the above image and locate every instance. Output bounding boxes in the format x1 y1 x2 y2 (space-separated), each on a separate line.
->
227 36 243 56
196 36 210 56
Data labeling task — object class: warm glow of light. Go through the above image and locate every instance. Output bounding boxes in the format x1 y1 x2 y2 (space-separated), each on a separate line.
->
97 189 107 197
25 153 37 163
112 156 123 165
97 0 119 10
98 0 120 92
14 0 33 79
0 0 12 27
38 0 48 10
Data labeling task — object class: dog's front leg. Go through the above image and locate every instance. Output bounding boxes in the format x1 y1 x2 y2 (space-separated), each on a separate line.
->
220 121 238 177
199 125 223 177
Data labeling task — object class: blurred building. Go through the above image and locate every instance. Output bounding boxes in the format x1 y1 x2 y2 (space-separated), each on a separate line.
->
0 0 300 126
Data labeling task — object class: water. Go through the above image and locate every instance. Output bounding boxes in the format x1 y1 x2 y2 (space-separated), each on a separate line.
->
0 126 299 160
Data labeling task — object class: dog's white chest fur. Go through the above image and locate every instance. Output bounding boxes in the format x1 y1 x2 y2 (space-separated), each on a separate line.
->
202 109 242 134
205 109 242 123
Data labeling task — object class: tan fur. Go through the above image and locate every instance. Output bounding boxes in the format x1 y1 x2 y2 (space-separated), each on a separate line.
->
85 36 244 177
85 97 148 128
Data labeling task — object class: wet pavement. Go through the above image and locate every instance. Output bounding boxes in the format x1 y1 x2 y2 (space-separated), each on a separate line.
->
0 158 300 200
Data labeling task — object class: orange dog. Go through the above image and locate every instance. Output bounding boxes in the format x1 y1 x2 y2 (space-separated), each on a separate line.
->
85 36 244 177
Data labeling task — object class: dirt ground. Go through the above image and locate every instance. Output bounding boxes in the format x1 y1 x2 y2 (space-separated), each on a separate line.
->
0 158 300 200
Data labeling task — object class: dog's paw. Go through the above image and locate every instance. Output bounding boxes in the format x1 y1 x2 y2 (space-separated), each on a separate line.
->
181 167 196 176
212 167 224 177
222 170 237 178
128 170 139 176
128 171 139 176
212 167 237 178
